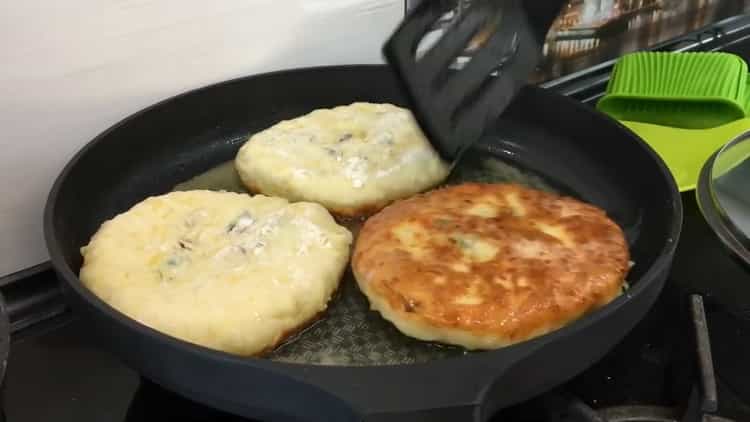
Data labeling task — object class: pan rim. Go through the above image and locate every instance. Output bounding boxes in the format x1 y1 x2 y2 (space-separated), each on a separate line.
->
43 64 683 373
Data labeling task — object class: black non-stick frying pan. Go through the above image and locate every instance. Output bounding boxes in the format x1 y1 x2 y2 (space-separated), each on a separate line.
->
44 65 681 422
0 292 9 422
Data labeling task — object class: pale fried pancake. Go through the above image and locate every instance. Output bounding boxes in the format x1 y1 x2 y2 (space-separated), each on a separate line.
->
352 183 629 350
235 102 449 216
79 190 352 356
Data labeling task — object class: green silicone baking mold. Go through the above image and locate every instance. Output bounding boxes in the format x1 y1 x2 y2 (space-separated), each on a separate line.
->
598 52 749 129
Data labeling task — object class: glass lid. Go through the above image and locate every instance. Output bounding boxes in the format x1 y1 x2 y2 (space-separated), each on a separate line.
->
697 130 750 266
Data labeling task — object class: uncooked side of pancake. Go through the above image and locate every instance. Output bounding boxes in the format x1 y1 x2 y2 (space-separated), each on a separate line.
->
234 102 449 216
79 190 352 356
352 183 629 350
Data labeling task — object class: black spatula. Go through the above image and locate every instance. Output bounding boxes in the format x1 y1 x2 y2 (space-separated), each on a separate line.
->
384 0 566 162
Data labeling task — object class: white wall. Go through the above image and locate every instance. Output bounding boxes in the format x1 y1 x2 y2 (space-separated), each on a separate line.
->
0 0 404 276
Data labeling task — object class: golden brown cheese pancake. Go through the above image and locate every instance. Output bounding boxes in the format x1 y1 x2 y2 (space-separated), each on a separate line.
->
352 183 629 350
79 190 352 356
235 102 449 216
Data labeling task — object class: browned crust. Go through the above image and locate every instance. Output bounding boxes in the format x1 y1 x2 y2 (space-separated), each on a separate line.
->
253 309 327 358
352 183 630 348
253 259 350 358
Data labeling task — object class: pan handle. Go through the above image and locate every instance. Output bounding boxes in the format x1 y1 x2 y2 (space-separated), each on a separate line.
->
358 343 545 422
473 339 550 421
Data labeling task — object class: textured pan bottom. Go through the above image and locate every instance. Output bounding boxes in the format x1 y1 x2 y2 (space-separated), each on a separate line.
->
172 147 558 366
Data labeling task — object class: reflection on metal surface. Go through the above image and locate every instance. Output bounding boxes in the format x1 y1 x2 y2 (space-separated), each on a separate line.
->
696 130 750 273
598 405 680 422
595 295 734 422
598 405 737 421
712 132 750 245
407 0 750 82
535 0 750 81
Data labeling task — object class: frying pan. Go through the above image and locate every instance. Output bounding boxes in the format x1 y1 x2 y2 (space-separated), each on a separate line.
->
0 292 8 422
44 65 682 422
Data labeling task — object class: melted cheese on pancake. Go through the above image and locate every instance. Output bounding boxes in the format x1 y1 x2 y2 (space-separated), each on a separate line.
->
234 102 449 216
79 190 352 356
352 183 629 350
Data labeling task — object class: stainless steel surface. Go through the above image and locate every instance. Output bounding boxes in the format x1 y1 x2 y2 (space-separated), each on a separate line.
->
598 405 680 422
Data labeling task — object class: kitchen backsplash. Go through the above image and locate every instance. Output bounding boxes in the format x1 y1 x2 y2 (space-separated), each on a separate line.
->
1 0 748 276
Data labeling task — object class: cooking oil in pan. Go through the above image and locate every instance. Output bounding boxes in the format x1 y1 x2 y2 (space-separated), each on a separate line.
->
172 150 558 366
173 160 246 193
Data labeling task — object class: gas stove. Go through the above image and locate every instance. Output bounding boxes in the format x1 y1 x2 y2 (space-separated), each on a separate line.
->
3 15 750 422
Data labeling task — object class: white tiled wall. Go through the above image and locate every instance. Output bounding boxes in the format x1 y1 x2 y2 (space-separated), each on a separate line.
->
0 0 404 276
